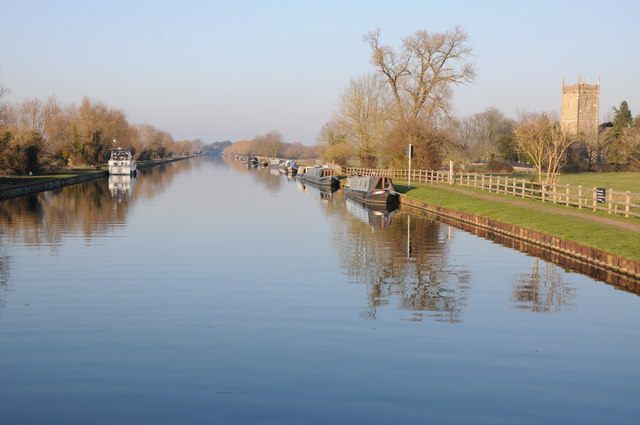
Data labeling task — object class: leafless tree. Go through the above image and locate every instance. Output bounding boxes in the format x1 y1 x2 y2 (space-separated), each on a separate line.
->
0 84 8 123
514 114 575 183
336 73 390 166
363 26 476 124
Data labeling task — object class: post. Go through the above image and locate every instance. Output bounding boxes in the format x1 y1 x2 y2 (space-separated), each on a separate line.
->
449 160 454 185
625 191 630 218
578 185 583 209
408 144 413 189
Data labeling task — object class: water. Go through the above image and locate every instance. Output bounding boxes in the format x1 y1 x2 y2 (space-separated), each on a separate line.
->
0 157 638 424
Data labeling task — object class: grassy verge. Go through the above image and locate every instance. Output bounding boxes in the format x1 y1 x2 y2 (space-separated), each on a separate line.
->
396 182 640 261
0 168 104 190
0 157 190 191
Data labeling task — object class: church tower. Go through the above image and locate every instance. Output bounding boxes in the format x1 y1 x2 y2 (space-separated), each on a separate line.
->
560 76 600 136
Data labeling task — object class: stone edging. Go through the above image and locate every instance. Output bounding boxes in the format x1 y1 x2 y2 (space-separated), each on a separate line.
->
400 194 640 280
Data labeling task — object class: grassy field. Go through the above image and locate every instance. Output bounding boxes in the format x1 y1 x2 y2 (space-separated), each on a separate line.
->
396 182 640 261
500 171 640 193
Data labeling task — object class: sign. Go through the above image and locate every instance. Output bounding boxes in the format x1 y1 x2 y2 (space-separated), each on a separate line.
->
596 188 606 203
407 144 414 158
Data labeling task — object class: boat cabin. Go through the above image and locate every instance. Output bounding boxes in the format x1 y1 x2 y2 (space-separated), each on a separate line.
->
306 167 335 178
347 175 394 193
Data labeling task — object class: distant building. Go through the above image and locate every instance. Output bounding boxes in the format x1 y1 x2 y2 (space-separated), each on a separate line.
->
560 77 600 137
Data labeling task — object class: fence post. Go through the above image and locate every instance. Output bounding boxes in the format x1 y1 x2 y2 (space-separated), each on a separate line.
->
578 185 582 209
608 188 613 214
625 191 630 218
592 187 597 211
521 180 526 198
489 175 493 192
542 183 546 203
565 185 570 207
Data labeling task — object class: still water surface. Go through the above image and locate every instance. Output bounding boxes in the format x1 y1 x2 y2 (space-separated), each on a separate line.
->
0 158 639 424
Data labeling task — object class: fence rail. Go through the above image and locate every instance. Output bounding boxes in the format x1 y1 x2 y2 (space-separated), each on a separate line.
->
344 167 640 219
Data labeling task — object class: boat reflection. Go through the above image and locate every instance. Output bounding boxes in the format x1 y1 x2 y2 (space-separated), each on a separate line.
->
344 197 396 229
108 175 137 200
297 181 339 200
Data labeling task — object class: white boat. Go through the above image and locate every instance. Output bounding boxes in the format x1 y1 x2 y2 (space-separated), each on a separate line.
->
108 148 137 175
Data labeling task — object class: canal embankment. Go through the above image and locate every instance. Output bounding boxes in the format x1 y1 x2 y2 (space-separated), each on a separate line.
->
0 156 191 201
399 183 640 280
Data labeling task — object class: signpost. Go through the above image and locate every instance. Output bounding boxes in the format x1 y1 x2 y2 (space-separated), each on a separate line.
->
596 188 606 203
408 144 414 189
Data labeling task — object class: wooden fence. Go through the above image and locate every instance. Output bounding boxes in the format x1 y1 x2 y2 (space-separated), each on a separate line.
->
345 167 640 219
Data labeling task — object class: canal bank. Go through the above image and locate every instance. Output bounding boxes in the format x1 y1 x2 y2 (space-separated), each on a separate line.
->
0 156 191 201
399 188 640 281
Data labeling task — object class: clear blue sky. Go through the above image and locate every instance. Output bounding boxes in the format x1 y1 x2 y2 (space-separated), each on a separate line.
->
2 0 639 144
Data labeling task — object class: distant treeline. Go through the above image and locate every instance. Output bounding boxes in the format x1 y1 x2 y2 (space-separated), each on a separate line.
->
0 90 226 175
223 130 319 159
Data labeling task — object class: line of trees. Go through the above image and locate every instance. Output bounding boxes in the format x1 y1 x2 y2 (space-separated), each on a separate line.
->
0 87 205 175
223 130 318 159
317 27 640 182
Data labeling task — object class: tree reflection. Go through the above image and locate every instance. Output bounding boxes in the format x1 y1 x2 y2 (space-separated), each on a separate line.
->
0 158 194 249
327 195 471 323
0 244 9 317
511 258 575 313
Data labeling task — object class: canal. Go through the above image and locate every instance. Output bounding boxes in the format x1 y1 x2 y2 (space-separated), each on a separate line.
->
0 157 638 424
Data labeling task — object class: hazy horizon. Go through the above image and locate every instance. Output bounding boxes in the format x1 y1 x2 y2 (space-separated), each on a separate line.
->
2 0 639 144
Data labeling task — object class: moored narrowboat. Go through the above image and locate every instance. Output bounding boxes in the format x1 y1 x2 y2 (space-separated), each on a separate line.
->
343 175 399 206
304 167 340 188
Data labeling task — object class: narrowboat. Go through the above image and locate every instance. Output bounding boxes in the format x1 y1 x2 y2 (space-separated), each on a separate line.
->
304 167 340 188
283 160 298 175
343 175 399 206
108 148 137 176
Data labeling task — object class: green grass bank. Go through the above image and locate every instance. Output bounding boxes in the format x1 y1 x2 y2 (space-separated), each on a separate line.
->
396 182 640 262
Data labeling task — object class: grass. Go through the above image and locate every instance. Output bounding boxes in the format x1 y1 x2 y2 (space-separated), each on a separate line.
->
395 182 640 261
0 157 190 191
0 168 104 190
493 171 640 193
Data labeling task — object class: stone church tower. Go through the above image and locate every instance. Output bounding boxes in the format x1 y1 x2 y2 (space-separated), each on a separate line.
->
560 76 600 136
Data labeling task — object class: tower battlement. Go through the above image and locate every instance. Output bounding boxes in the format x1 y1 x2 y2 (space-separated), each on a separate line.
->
560 77 600 137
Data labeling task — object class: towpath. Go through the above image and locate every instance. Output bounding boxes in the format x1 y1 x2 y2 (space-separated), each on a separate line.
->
423 184 640 233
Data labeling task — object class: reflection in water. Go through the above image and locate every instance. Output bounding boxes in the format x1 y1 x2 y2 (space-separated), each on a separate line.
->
326 193 471 323
511 258 575 312
297 181 338 200
400 203 640 297
0 242 9 317
108 175 136 200
226 157 283 193
345 197 396 229
0 158 195 249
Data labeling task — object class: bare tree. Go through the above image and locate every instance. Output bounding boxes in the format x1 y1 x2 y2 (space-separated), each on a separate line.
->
0 83 8 123
363 26 476 124
336 73 390 166
514 114 575 183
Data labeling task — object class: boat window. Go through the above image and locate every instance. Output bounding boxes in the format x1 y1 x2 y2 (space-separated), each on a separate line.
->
375 178 383 189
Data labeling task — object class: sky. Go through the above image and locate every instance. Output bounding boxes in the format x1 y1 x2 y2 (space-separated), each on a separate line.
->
2 0 639 145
